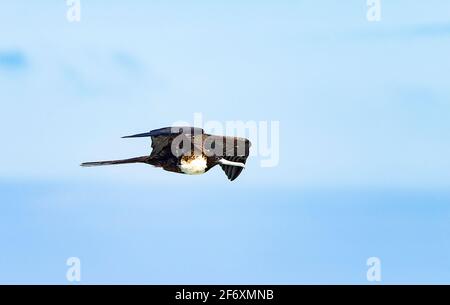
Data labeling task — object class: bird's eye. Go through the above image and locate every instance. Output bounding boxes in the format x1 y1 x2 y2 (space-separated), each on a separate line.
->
210 141 216 149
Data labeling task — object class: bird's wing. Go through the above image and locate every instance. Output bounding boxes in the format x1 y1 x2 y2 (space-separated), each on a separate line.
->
123 126 204 157
123 126 204 139
204 135 251 181
148 126 203 138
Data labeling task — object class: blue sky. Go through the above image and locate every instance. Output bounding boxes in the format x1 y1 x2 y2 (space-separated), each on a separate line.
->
0 1 449 283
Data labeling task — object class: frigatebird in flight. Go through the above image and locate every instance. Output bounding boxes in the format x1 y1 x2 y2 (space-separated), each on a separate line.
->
81 126 251 181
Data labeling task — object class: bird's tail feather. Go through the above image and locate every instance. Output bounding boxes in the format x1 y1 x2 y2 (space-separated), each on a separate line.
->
80 156 148 167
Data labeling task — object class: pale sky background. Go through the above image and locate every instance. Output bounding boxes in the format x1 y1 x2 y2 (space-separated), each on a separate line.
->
0 0 449 283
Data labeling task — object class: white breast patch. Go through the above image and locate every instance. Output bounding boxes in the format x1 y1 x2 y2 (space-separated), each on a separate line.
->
179 155 207 175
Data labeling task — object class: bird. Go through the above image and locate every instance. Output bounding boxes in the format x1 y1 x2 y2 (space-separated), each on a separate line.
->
81 126 251 181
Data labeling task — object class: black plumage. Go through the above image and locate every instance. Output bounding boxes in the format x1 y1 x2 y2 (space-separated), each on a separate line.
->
81 126 251 181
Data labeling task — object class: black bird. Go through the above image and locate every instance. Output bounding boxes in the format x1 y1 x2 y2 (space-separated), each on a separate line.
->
81 126 251 181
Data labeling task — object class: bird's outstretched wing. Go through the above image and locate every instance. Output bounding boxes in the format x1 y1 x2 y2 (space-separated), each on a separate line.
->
122 126 204 139
123 126 204 158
